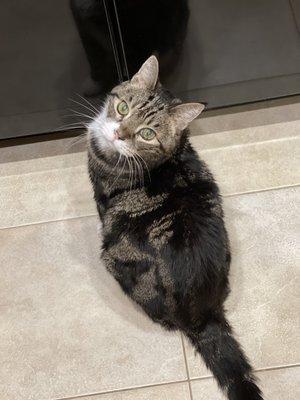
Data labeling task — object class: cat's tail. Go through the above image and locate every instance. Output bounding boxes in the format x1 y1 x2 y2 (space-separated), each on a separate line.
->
184 312 263 400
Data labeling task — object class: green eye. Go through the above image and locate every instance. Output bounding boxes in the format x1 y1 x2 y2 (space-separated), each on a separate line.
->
139 128 156 141
117 101 129 116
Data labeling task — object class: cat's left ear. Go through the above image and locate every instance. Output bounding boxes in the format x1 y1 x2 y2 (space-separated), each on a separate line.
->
131 55 159 90
170 103 205 131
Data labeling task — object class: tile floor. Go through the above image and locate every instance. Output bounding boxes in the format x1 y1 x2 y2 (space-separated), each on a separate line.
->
0 97 299 400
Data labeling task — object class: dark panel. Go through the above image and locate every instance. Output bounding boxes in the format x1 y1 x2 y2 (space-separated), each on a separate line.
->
1 0 300 139
115 0 300 107
0 0 119 139
290 0 300 32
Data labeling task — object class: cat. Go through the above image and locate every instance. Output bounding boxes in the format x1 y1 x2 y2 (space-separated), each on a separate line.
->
87 56 263 400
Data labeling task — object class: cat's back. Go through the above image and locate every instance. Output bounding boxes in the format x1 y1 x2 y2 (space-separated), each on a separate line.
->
102 144 225 252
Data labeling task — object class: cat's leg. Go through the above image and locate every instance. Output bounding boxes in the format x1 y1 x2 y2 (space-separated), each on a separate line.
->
101 249 177 330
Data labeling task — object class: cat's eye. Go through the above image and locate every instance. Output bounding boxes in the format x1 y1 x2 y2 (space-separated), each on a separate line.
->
117 101 129 116
138 128 156 141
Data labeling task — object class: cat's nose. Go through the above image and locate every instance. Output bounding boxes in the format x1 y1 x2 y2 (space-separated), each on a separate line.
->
114 129 124 140
114 129 120 140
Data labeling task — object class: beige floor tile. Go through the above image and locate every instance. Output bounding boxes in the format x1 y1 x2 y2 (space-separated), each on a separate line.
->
1 136 299 229
185 187 300 378
191 120 299 151
0 148 93 230
1 117 299 228
0 217 186 400
190 96 300 135
0 164 96 229
68 382 191 400
196 134 299 196
0 152 86 177
190 367 300 400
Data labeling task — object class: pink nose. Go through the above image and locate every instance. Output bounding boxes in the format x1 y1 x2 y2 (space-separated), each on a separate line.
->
114 129 120 140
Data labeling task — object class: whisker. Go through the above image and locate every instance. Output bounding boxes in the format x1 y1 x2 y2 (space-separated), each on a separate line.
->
138 158 144 187
75 93 100 114
126 155 133 192
134 152 151 182
75 92 105 110
69 97 98 117
131 156 136 191
127 156 132 192
121 150 134 192
107 153 122 179
131 153 143 188
65 133 88 150
126 149 146 187
110 156 126 190
56 122 87 130
61 115 97 129
68 109 96 121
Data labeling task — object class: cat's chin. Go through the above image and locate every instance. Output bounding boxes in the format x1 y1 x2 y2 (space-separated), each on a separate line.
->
104 139 128 156
89 128 129 158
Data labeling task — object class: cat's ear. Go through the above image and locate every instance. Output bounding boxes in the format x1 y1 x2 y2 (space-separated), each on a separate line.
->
131 55 159 90
170 103 205 131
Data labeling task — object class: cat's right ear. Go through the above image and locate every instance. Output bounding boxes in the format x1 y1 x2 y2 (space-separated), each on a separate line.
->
131 55 159 90
170 103 205 131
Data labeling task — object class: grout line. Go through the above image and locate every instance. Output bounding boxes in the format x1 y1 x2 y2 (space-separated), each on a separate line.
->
0 162 87 179
53 379 189 400
180 333 194 400
254 363 300 373
190 121 300 137
188 363 300 382
193 134 300 153
0 183 299 232
0 213 98 231
222 183 300 198
53 364 300 400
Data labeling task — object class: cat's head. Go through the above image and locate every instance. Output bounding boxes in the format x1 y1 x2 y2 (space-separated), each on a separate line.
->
88 56 204 168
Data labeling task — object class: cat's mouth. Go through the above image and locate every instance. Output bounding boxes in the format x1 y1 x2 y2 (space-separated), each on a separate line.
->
102 129 120 149
89 120 131 157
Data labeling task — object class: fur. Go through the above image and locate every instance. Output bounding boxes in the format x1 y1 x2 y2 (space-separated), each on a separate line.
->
87 56 263 400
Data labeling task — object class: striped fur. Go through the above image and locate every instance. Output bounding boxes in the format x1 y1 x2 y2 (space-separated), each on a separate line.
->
88 57 263 400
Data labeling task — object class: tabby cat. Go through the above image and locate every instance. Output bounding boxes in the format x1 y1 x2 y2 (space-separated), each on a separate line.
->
88 56 263 400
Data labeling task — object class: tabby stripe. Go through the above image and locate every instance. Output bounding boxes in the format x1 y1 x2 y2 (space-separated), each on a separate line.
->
144 110 157 119
145 116 155 124
109 92 120 99
138 101 149 110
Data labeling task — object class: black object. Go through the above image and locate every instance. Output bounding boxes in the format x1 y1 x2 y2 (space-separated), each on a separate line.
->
1 0 299 139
